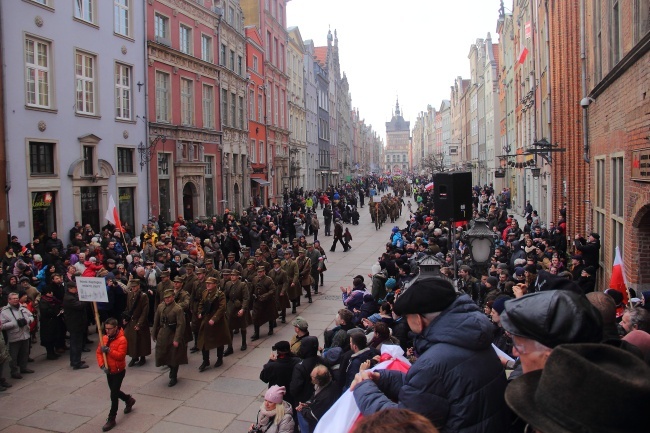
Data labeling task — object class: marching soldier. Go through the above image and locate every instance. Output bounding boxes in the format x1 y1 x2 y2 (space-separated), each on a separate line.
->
223 252 243 273
152 289 187 387
197 277 231 371
172 276 193 344
250 266 277 341
238 246 252 268
282 250 301 313
253 250 271 272
204 258 220 281
182 263 198 296
123 279 151 367
242 259 257 294
223 270 250 355
155 271 173 309
269 259 290 323
296 248 313 304
189 269 207 353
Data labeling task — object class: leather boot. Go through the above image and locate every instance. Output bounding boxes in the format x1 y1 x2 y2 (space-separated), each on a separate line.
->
241 330 247 351
214 347 224 367
223 346 234 356
124 396 136 414
251 326 260 341
102 417 116 432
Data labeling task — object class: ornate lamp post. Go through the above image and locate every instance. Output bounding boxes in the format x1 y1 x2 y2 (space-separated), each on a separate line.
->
462 217 496 267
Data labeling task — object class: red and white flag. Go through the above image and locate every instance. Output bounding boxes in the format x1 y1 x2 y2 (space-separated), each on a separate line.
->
105 195 123 233
609 246 629 306
425 182 434 191
518 46 529 64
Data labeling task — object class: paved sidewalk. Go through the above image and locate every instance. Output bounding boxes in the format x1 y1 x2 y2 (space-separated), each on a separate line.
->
0 199 405 433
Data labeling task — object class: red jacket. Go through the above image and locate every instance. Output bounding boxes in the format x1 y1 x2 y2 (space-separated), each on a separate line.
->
82 261 104 277
96 329 127 373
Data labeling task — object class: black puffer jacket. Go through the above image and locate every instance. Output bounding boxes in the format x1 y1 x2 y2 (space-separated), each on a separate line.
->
290 336 324 404
354 295 509 433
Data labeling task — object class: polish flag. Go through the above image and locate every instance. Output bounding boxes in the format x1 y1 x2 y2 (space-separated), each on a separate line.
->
425 182 434 191
518 46 529 64
609 246 629 306
105 195 123 233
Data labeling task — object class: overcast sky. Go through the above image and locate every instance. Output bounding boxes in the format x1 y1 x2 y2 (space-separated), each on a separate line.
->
287 0 502 145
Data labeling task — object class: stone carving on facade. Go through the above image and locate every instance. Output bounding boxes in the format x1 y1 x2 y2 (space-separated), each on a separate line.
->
176 142 184 162
121 45 127 55
148 46 218 78
123 130 129 139
35 16 43 27
37 120 46 132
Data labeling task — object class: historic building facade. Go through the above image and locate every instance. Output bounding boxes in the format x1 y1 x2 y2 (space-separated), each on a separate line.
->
287 27 307 190
1 0 147 242
384 99 410 175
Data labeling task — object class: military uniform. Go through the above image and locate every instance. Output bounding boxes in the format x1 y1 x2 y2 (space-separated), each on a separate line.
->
189 272 207 352
282 256 301 313
197 278 231 371
296 251 313 303
250 267 277 340
152 291 187 386
155 273 173 308
223 271 250 354
172 281 193 344
123 280 151 365
268 262 290 322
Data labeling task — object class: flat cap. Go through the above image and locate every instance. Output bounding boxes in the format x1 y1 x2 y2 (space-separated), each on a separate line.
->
393 276 457 316
291 316 308 331
500 290 603 348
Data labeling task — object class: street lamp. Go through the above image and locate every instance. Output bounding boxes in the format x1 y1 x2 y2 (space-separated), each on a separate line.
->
417 254 443 277
138 135 166 170
462 218 495 265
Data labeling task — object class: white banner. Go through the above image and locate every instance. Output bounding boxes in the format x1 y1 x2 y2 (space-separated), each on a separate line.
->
76 277 108 302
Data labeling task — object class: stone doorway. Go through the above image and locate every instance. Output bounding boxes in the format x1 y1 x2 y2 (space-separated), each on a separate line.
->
183 182 197 221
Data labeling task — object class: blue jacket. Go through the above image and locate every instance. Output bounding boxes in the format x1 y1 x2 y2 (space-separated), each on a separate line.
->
353 295 508 433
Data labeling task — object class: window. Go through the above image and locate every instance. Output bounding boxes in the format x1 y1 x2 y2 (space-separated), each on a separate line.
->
595 158 606 265
74 0 95 24
204 155 214 216
259 140 265 163
115 63 131 120
249 89 255 120
230 92 236 127
29 0 49 5
221 88 228 126
274 38 279 67
114 0 130 37
258 94 263 122
274 85 279 125
280 44 285 72
117 148 134 173
154 13 169 40
220 44 226 66
83 145 94 176
239 96 244 129
238 56 243 76
634 0 650 44
250 139 256 163
180 25 192 55
201 34 213 62
610 0 621 66
229 50 235 71
279 4 283 25
155 71 170 122
75 51 96 115
280 89 285 128
158 154 170 222
611 155 624 261
203 85 214 129
181 78 193 125
228 6 234 25
266 32 272 62
253 55 258 72
29 141 55 175
25 36 51 108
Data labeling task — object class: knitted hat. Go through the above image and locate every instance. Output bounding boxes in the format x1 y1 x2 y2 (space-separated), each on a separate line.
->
264 385 286 404
385 278 397 289
492 296 511 315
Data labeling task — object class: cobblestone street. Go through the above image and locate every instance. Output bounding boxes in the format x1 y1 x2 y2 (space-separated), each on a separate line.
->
0 201 403 433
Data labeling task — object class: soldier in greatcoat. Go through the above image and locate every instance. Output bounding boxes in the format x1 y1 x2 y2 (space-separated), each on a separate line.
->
223 269 250 355
189 268 206 353
152 289 187 387
197 277 231 371
250 266 277 341
296 248 313 303
123 279 151 366
155 271 173 308
269 259 290 323
172 277 193 344
282 250 301 313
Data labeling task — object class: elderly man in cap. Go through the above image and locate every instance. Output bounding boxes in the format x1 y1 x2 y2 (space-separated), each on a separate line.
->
153 289 187 386
123 279 151 367
290 317 309 355
499 289 603 379
223 269 250 355
506 343 650 433
197 277 230 371
351 276 508 432
251 266 277 341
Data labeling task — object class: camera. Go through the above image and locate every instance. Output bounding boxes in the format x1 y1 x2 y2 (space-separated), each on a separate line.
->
250 426 264 433
16 318 28 327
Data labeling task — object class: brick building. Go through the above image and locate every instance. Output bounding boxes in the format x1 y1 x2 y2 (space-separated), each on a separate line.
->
584 0 649 291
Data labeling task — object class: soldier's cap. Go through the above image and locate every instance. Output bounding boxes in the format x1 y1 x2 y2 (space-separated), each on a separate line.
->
205 277 219 284
128 279 141 287
196 268 206 274
260 241 267 246
281 239 288 244
185 263 195 269
273 259 281 264
163 289 174 298
241 246 250 252
230 269 241 276
257 266 266 272
204 258 214 264
247 259 255 265
283 250 292 255
292 239 299 243
222 269 232 275
299 248 306 254
255 250 262 256
173 276 184 283
228 252 236 257
161 270 170 277
307 243 314 248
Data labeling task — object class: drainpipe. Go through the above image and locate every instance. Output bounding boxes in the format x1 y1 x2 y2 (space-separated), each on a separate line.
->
143 1 151 221
580 0 590 164
0 0 9 250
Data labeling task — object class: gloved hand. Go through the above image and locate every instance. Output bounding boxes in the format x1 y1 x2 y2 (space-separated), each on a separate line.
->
101 346 110 354
101 366 110 374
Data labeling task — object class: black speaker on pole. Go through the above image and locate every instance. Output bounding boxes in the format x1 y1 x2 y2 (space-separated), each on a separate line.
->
432 172 473 221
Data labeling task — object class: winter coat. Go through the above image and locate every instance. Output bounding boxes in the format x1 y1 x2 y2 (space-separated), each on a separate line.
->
123 290 152 358
96 328 127 373
39 295 64 346
173 289 193 343
197 288 231 350
152 301 188 367
342 286 368 312
281 259 301 300
0 304 33 342
269 267 291 310
252 275 277 326
63 291 88 333
353 295 509 433
224 279 251 330
343 347 380 389
300 380 340 431
253 401 295 433
260 355 300 406
290 336 324 404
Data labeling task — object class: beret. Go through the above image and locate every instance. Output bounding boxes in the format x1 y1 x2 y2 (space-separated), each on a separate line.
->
393 276 457 315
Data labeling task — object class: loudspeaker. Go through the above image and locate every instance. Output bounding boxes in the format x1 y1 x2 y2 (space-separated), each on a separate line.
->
432 172 473 221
